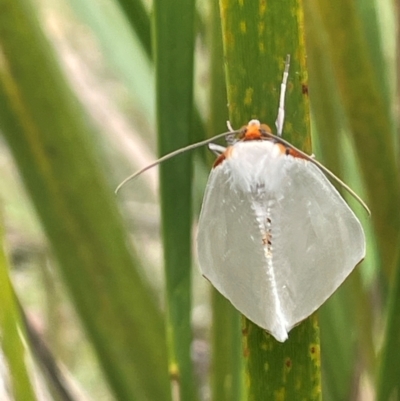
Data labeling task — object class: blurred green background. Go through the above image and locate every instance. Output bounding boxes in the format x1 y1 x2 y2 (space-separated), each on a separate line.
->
0 0 398 400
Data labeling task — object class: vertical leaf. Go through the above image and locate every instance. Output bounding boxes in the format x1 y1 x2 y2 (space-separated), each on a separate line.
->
153 0 198 399
208 0 244 399
304 1 397 397
377 249 400 401
115 0 152 59
0 1 170 400
218 0 321 399
0 219 37 401
376 4 400 399
211 292 243 401
307 0 400 275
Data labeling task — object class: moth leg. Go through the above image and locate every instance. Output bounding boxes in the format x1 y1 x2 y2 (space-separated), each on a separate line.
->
208 143 226 156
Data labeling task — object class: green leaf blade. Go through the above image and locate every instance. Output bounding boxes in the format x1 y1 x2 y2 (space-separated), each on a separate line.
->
218 0 321 399
0 1 170 400
154 0 198 399
0 223 37 401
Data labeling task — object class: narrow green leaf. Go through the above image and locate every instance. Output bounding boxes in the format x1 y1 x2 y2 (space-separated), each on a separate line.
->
319 286 356 401
0 1 170 400
302 1 347 174
153 0 198 399
377 249 400 401
115 0 152 59
303 2 396 397
211 291 243 401
218 0 321 399
0 218 37 401
244 316 321 401
307 0 400 275
208 1 244 399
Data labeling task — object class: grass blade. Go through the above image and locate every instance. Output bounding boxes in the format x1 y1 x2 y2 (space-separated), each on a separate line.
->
218 0 321 399
307 0 400 275
115 0 152 59
208 2 244 399
153 0 198 399
0 218 37 401
0 1 170 399
377 249 400 401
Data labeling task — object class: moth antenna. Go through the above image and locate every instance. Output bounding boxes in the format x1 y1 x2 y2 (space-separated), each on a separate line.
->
263 131 371 215
115 130 239 194
226 121 234 132
306 157 370 215
224 121 237 146
275 54 290 137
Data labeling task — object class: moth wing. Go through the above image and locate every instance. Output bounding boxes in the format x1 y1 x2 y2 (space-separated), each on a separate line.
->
197 161 291 342
270 158 365 331
197 155 365 342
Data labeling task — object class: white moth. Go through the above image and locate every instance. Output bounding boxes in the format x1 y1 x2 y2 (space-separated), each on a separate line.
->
197 56 366 342
116 55 367 343
197 119 365 342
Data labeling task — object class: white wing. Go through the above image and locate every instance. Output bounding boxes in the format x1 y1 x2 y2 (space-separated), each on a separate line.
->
197 141 365 342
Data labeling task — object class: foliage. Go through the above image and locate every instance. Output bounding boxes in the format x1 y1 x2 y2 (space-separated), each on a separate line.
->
0 0 398 400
